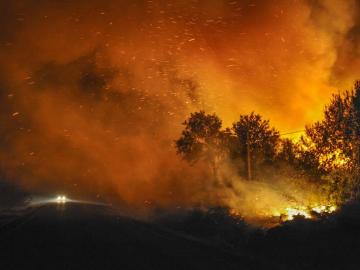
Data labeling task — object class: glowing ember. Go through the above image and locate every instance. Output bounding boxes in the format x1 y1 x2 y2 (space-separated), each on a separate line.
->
275 204 337 221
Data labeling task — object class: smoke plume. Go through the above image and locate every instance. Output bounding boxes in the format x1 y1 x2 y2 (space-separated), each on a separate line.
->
0 0 359 212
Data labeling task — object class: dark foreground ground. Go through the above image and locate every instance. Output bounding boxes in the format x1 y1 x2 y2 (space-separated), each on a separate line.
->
0 202 258 270
0 200 360 270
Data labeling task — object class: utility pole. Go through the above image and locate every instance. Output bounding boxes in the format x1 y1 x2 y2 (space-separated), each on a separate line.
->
246 130 252 181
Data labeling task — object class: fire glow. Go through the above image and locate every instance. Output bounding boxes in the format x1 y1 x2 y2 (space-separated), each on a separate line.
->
229 196 338 226
266 205 334 221
279 204 337 221
233 204 337 226
0 0 359 228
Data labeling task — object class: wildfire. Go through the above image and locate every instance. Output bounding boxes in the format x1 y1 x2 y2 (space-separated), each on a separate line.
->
284 207 311 220
319 149 350 170
275 204 337 221
230 202 338 226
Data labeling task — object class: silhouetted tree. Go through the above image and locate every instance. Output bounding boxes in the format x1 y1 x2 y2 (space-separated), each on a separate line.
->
296 136 324 177
232 112 280 179
304 89 355 171
272 137 324 180
176 111 231 178
302 81 360 200
277 138 297 165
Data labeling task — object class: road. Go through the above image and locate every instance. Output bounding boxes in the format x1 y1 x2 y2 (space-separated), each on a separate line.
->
0 201 256 270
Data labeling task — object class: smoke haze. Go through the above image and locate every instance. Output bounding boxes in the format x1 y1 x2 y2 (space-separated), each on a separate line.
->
0 0 359 210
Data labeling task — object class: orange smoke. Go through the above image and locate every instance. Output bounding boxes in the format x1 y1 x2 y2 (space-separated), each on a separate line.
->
0 0 359 209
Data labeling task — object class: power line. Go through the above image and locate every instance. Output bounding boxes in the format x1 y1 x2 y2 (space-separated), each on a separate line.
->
280 130 305 136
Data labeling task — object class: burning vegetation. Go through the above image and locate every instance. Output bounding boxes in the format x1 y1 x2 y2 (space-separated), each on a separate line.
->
175 82 360 225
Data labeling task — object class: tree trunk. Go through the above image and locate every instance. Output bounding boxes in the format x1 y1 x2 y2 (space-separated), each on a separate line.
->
246 131 252 180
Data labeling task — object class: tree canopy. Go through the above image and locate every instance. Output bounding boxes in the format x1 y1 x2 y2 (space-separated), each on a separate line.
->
232 112 280 163
304 82 360 171
175 80 360 203
175 111 231 177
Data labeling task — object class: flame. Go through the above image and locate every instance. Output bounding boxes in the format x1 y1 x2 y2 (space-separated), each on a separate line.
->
284 207 311 220
275 204 337 221
230 201 338 225
319 149 351 170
